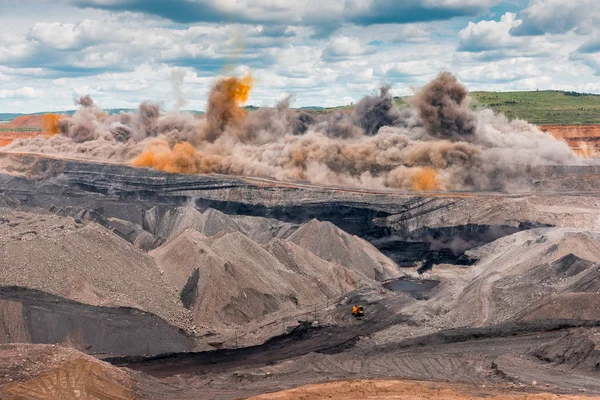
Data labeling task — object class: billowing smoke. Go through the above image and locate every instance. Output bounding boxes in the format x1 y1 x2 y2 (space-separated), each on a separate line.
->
77 95 95 108
353 86 408 135
203 74 253 142
410 72 476 140
4 72 579 192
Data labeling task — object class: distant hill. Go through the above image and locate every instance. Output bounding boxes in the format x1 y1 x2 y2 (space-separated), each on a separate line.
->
468 90 600 125
396 90 600 125
0 114 27 123
325 90 600 124
0 108 205 123
393 91 600 124
3 90 599 125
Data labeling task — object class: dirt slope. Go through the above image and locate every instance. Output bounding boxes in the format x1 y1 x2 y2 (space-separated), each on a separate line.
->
144 206 298 245
231 214 298 245
288 219 398 280
151 228 368 330
0 287 195 356
540 124 600 149
0 116 45 147
532 328 600 371
521 293 600 321
0 208 191 330
2 116 45 129
437 228 600 327
0 344 138 399
265 239 361 295
249 379 597 400
144 206 241 240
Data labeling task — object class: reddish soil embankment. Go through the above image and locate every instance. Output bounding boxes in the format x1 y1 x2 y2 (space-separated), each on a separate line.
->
2 115 45 129
0 115 46 147
249 380 598 400
540 124 600 149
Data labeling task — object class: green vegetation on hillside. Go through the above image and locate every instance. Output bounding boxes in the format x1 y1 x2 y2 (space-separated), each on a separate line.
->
0 127 42 132
469 90 600 124
348 91 600 124
392 91 600 125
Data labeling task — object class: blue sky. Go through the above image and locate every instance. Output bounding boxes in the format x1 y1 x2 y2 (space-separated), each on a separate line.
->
0 0 599 113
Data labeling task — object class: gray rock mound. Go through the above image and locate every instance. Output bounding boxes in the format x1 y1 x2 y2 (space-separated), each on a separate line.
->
287 219 398 280
0 209 190 329
144 206 240 240
151 227 375 329
532 328 600 371
231 214 298 244
143 206 298 245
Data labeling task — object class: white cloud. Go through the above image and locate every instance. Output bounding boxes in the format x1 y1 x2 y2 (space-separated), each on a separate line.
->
323 36 376 60
380 60 441 78
457 12 583 62
29 21 90 50
0 0 598 113
458 13 522 52
510 0 599 36
570 52 600 75
0 66 48 77
0 39 37 63
0 87 45 99
457 59 540 83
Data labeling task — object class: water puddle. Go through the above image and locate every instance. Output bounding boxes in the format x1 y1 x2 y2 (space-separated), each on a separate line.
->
383 278 439 300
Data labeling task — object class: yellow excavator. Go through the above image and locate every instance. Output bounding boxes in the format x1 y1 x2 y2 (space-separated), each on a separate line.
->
352 305 365 320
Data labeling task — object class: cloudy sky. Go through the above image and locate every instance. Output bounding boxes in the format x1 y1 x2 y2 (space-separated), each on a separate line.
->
1 0 599 113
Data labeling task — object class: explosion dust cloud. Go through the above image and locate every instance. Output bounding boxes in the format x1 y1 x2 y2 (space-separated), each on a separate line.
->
6 72 579 192
42 113 61 137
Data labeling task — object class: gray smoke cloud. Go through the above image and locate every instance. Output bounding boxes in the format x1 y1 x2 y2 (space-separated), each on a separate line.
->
77 95 95 108
410 72 476 140
4 72 578 192
353 86 407 135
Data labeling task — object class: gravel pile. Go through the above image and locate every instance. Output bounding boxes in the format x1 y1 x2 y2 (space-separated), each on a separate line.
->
288 219 398 280
144 205 298 245
152 225 382 330
0 208 193 330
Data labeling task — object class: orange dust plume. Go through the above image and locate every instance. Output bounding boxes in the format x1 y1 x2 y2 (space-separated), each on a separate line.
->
412 167 441 191
229 74 253 104
204 73 254 142
131 139 198 174
42 113 61 136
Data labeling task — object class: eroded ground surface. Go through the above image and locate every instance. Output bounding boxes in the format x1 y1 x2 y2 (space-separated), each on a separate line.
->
249 380 596 400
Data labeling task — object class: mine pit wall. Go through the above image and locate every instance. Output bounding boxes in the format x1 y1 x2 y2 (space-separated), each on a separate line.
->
0 287 195 357
2 152 597 266
373 223 550 269
540 124 600 149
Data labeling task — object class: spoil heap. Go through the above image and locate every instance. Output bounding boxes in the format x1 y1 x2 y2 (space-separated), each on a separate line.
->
428 228 600 328
0 208 191 329
0 344 138 399
288 219 398 280
532 328 600 371
151 222 382 328
144 206 298 245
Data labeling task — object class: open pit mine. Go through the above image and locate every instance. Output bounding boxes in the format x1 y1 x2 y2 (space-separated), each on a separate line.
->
0 73 600 399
